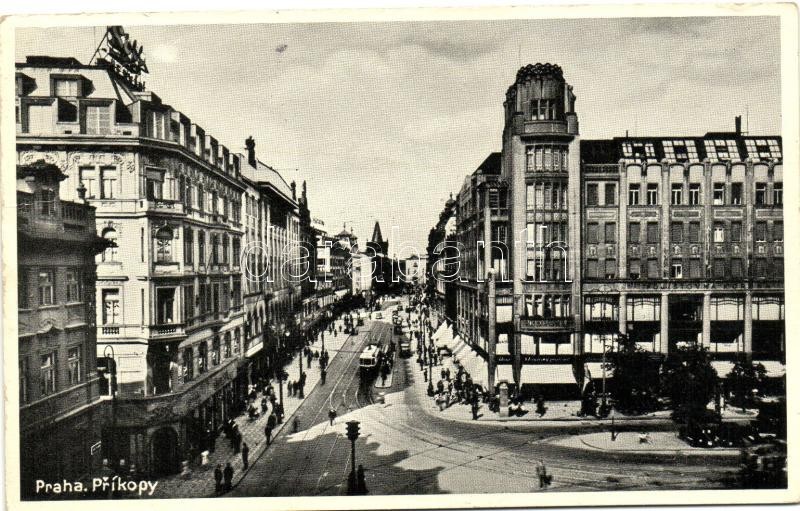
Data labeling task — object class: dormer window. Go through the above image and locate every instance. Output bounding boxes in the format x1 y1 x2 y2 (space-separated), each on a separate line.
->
54 78 80 97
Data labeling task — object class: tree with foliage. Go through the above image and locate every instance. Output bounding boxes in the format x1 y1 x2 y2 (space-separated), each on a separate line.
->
661 344 719 423
607 334 661 414
726 358 767 412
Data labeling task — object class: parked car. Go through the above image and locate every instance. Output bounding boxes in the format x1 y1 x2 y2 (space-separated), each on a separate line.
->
740 439 787 488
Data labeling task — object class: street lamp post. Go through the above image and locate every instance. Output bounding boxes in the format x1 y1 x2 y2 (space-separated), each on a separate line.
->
345 420 360 494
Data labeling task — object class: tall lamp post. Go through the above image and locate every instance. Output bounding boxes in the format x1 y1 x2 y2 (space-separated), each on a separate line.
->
345 420 361 494
103 345 117 471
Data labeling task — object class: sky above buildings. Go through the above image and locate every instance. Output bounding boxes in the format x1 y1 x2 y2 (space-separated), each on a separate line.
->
16 16 781 253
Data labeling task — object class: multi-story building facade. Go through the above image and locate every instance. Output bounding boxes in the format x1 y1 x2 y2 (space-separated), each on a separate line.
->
238 139 302 376
17 160 109 496
15 52 303 476
427 198 458 323
316 233 352 304
450 63 784 397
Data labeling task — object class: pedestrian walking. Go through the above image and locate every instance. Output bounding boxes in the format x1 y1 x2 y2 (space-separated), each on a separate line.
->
207 424 216 453
321 368 327 385
233 428 242 454
356 464 368 495
328 408 337 426
223 462 234 492
265 413 277 445
214 464 223 493
535 460 551 488
241 442 250 469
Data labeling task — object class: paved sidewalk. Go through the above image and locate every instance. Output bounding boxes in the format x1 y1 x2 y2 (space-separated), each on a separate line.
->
412 334 758 426
549 431 740 457
150 316 358 499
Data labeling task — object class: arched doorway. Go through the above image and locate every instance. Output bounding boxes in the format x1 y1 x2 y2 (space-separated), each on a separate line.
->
150 427 179 476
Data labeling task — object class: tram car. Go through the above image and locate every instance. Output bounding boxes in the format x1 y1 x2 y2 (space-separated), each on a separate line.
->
359 344 381 378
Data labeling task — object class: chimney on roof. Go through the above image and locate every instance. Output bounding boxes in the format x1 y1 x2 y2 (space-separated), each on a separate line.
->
245 136 256 168
290 181 296 201
302 180 307 200
735 116 742 135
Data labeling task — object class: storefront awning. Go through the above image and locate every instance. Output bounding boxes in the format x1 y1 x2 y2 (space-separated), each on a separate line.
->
520 364 577 385
435 327 454 349
711 361 735 378
585 362 614 380
495 364 514 383
450 337 467 357
755 361 786 378
466 353 489 388
431 322 447 341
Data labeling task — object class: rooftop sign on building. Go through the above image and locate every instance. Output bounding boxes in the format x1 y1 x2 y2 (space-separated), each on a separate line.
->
93 26 148 91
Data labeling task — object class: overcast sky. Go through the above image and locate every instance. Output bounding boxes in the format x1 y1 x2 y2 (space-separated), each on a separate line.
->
16 16 781 253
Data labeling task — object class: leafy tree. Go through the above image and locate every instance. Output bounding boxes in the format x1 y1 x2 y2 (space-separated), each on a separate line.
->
726 359 767 412
607 334 661 414
661 345 719 423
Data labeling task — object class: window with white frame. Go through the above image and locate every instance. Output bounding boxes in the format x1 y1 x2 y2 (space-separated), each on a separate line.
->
67 346 82 384
79 166 98 199
102 289 120 324
671 184 683 205
65 268 81 302
773 183 783 205
155 226 173 262
628 184 640 205
100 166 117 199
40 352 57 395
101 228 118 262
38 269 55 306
689 183 701 205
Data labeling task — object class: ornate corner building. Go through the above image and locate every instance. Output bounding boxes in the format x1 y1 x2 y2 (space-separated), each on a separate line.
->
442 63 784 396
15 54 304 485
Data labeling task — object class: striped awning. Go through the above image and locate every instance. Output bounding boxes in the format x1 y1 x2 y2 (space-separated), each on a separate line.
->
495 364 514 384
520 364 577 385
435 327 454 349
711 361 735 378
585 362 614 380
431 322 447 341
449 337 467 358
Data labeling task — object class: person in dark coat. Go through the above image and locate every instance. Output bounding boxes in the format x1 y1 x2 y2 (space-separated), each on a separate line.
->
241 442 250 469
223 462 234 491
328 408 337 426
207 424 216 453
214 464 223 493
233 428 242 454
265 413 277 445
356 464 368 494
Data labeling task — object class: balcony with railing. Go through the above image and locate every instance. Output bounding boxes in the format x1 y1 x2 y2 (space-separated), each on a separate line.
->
17 191 95 242
150 322 186 339
583 163 620 174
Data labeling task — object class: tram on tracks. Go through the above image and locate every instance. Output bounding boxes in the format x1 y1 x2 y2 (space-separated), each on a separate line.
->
359 342 391 379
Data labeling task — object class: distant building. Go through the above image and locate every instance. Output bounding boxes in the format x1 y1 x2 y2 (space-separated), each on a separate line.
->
401 254 428 286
